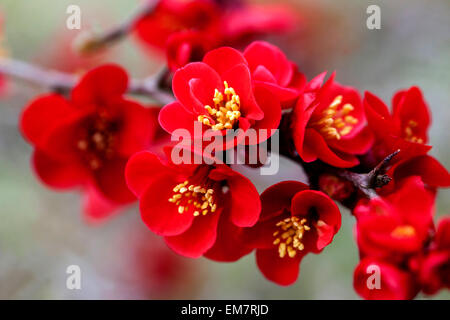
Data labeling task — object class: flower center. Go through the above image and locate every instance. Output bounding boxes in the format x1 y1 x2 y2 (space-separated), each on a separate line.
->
273 216 311 258
391 225 416 238
76 117 117 170
312 95 358 140
198 81 241 131
404 120 424 144
168 180 217 217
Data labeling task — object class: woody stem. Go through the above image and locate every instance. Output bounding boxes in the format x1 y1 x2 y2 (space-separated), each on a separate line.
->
75 0 160 54
0 57 174 105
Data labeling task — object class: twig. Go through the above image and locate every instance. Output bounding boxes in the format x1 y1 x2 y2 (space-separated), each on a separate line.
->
75 0 160 54
0 57 174 105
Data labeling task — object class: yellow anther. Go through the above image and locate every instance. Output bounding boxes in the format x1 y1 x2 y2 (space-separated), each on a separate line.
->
311 95 359 140
273 216 311 258
197 81 241 131
169 180 217 217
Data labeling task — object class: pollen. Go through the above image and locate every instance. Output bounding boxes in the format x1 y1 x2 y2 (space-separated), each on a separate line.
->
391 225 416 238
197 81 241 131
404 120 424 144
312 95 359 140
273 216 311 258
168 180 217 217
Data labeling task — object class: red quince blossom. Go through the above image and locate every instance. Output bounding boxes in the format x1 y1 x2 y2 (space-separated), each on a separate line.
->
353 257 419 300
354 177 434 259
243 181 341 285
414 217 450 295
243 41 306 109
158 45 282 147
20 65 157 221
364 86 431 164
318 173 355 201
166 30 217 71
292 73 373 168
380 154 450 195
134 0 298 56
220 3 298 48
134 0 220 51
125 149 261 258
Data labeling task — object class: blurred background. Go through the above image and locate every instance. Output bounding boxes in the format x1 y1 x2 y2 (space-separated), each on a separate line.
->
0 0 449 299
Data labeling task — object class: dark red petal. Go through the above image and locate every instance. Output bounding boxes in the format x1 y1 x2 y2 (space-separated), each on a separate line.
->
226 170 261 227
244 41 292 86
250 85 282 143
20 94 75 148
94 157 136 204
255 81 300 108
388 177 434 229
392 86 431 135
244 214 287 250
328 126 374 155
391 155 450 188
32 149 87 189
203 46 248 77
125 151 170 197
172 62 222 114
82 186 122 224
303 128 359 168
435 217 450 249
256 248 304 286
291 190 341 251
252 65 277 83
260 181 309 222
41 107 94 160
158 101 198 137
364 91 396 137
165 209 221 258
140 174 195 236
222 63 263 120
292 99 317 162
354 258 418 300
72 64 128 105
205 207 253 262
115 100 157 156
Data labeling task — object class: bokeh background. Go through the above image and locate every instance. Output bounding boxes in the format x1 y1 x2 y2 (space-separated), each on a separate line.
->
0 0 449 299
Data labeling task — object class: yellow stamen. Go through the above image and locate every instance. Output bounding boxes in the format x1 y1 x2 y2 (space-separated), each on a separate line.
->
311 95 359 140
273 217 310 258
168 180 216 217
197 81 241 131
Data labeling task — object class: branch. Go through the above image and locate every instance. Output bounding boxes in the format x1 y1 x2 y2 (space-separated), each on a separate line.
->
0 57 174 105
75 0 160 54
308 151 400 199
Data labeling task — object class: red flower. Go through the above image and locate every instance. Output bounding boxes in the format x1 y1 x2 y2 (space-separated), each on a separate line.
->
353 257 418 300
354 177 434 259
125 150 261 258
380 155 450 195
134 0 298 54
318 173 355 201
364 86 431 164
243 41 306 109
166 30 216 71
134 0 220 51
416 217 450 294
244 181 341 285
220 3 298 47
158 46 281 148
292 73 373 168
20 65 157 221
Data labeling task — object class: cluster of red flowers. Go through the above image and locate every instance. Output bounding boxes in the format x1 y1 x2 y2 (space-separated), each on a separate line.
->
134 0 298 71
11 0 450 299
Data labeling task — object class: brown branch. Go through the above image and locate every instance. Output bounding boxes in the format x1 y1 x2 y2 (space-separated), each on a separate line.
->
0 57 174 105
75 0 160 54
